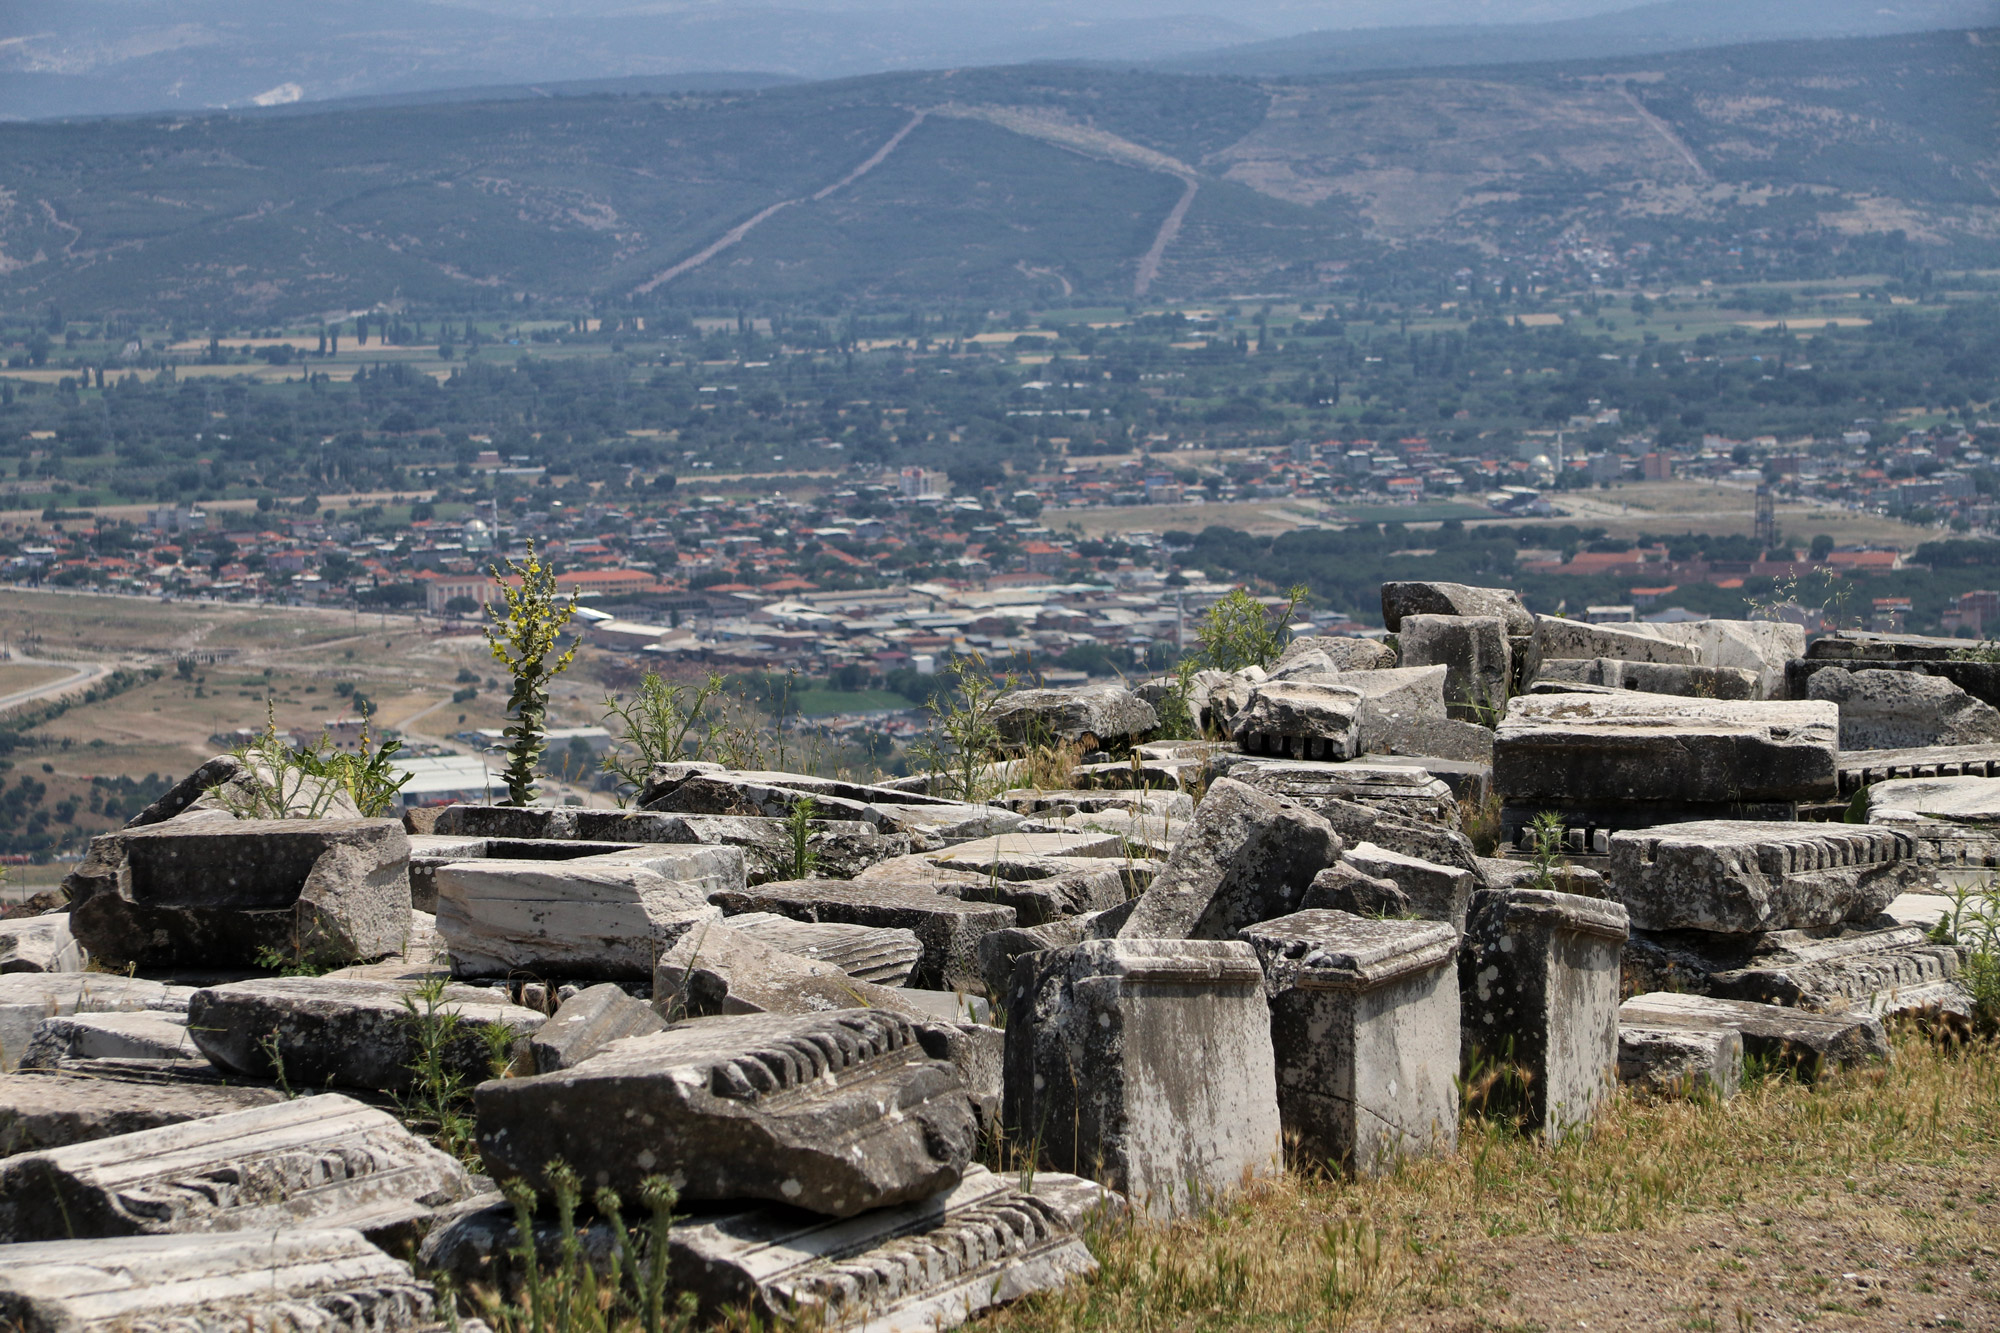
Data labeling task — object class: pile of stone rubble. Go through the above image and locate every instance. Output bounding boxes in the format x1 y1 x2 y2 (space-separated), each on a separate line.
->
0 581 1986 1332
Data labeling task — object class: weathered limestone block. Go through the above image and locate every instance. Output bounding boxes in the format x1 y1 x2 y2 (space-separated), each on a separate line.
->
1002 939 1281 1217
1627 919 1966 1016
1617 992 1889 1081
20 1011 192 1067
0 1093 475 1242
1238 910 1459 1174
653 918 922 1020
1397 614 1511 720
475 1009 978 1217
943 859 1144 928
727 912 922 986
1534 616 1699 666
1275 634 1400 674
1299 862 1410 918
1231 680 1363 759
923 829 1127 867
421 1166 1109 1332
528 983 663 1073
1865 774 2000 824
0 974 188 1074
403 834 490 913
976 919 1091 1002
434 850 739 980
1807 666 2000 750
1380 581 1533 636
713 878 1014 990
1339 842 1476 931
1117 778 1341 940
124 754 252 827
1494 695 1839 807
661 1165 1100 1331
0 1228 441 1333
1459 888 1629 1140
1534 657 1760 700
64 818 411 970
1305 797 1483 878
0 1065 286 1157
1617 1026 1742 1100
1474 857 1607 898
1605 821 1920 933
996 788 1194 819
0 915 81 974
990 681 1158 752
1227 758 1459 826
187 976 545 1094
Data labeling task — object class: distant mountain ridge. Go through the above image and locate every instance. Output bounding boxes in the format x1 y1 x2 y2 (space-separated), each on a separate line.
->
2 0 1991 121
0 28 1993 316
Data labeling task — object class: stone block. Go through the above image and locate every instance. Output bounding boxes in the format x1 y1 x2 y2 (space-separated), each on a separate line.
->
1807 666 2000 750
712 878 1014 990
474 1008 978 1217
976 919 1091 1002
1617 992 1889 1081
1865 774 2000 824
1534 657 1760 700
434 851 738 980
528 982 663 1073
1226 758 1458 827
64 818 411 970
1459 888 1629 1140
0 974 189 1074
1397 614 1510 720
990 681 1158 751
1274 634 1400 674
1231 680 1363 759
659 813 911 882
1626 919 1965 1016
1117 777 1342 941
662 1165 1099 1330
924 829 1126 867
1617 1025 1742 1100
727 912 922 986
1380 581 1533 636
0 915 81 974
20 1011 192 1067
1299 862 1410 918
0 1228 441 1333
1301 796 1483 878
653 917 923 1019
186 976 545 1094
1238 910 1459 1174
1002 939 1281 1216
1494 695 1838 806
404 834 490 912
1605 821 1920 933
996 788 1195 820
0 1093 475 1243
1339 842 1476 931
0 1064 286 1157
1534 616 1700 666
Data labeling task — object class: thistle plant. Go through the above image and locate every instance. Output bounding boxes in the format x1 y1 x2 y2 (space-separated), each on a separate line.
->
485 539 579 807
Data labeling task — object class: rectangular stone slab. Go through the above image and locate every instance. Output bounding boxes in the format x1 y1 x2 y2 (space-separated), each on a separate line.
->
474 1008 977 1218
187 976 545 1094
664 1165 1100 1331
1494 695 1838 805
0 1093 474 1242
1617 992 1889 1080
1606 821 1920 933
434 851 739 979
0 974 189 1073
0 914 81 975
1338 842 1476 932
20 1011 193 1067
727 913 922 986
1617 1026 1742 1100
712 879 1014 990
0 1228 439 1333
0 1066 286 1158
528 982 664 1073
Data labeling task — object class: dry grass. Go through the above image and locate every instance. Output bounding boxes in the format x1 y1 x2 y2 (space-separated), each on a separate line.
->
988 1033 2000 1333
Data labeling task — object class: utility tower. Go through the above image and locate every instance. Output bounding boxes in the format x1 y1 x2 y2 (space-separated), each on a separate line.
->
1754 484 1778 552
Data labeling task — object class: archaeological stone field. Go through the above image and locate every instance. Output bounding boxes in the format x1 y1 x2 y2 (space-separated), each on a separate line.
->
0 580 1994 1333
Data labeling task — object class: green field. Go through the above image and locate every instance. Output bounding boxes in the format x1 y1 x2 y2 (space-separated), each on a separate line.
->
789 688 917 717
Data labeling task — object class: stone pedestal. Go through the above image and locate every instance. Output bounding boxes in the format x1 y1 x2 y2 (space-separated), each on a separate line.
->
1458 888 1629 1140
1002 939 1281 1216
1239 910 1460 1175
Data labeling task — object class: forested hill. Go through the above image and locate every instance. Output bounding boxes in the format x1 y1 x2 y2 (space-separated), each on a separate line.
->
0 27 1994 319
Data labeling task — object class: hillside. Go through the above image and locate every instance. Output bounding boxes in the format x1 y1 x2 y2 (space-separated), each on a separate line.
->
0 29 1994 318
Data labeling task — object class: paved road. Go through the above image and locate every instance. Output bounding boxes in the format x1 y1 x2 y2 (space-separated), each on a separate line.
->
0 656 114 718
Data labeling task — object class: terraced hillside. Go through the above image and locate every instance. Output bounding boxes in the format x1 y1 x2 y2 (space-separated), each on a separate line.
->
0 29 1993 317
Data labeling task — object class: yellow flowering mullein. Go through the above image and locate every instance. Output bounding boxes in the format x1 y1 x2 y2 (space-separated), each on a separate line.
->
484 538 579 806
